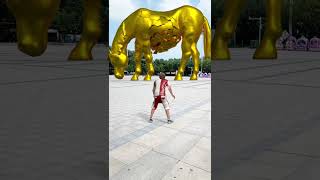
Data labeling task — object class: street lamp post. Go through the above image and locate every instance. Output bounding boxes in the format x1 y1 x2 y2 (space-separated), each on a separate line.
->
249 16 262 45
190 67 193 76
289 0 294 35
200 57 203 73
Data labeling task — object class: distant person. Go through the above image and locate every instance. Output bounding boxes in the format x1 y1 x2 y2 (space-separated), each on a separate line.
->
149 72 175 124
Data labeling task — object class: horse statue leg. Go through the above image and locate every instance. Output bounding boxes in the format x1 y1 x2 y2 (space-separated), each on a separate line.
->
190 42 200 80
212 0 247 60
175 39 192 81
131 51 142 81
68 0 102 60
131 43 143 81
143 49 155 81
176 23 201 80
253 0 282 59
6 0 61 56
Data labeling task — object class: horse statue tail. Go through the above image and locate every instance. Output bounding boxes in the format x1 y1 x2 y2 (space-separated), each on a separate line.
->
203 16 211 60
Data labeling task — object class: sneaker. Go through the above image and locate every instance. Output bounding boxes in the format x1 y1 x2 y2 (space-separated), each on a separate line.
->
149 119 153 123
167 120 173 124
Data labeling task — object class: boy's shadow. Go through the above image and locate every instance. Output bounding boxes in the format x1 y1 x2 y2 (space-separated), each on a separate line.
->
136 112 167 123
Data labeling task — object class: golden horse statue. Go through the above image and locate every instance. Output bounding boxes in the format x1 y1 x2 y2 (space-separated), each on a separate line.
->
109 5 211 81
213 0 282 60
6 0 102 60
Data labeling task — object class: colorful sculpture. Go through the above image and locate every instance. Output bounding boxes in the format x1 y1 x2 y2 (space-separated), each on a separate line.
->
213 0 282 60
6 0 102 60
276 30 290 50
285 36 297 51
296 36 309 51
309 36 320 51
109 5 211 81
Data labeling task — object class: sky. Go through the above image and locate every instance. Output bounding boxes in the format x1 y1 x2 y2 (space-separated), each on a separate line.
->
108 0 211 60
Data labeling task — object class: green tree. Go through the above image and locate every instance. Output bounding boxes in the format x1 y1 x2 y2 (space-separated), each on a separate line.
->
172 58 180 70
214 0 320 46
52 0 83 34
292 0 320 37
202 59 211 73
0 1 15 21
52 0 106 41
185 59 193 75
127 50 135 73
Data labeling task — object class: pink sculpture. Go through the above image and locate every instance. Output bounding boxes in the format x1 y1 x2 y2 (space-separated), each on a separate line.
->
309 36 320 51
285 36 297 51
296 36 309 51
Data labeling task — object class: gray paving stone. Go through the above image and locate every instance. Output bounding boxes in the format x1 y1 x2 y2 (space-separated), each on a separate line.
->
215 60 320 81
221 160 299 180
273 126 320 157
214 48 320 179
109 74 211 179
161 161 211 180
153 131 201 160
0 43 106 180
132 126 179 148
0 65 102 84
254 69 320 87
282 159 320 180
111 151 178 180
182 137 211 172
110 142 152 164
249 150 310 168
109 157 127 177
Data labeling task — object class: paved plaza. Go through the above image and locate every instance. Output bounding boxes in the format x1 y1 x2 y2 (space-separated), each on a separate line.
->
214 48 320 179
109 75 211 180
2 42 320 180
0 43 107 180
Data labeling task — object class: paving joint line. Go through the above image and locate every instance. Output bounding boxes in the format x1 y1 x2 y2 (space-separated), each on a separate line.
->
214 78 320 89
0 74 106 86
152 147 211 173
169 131 211 173
22 64 107 72
280 156 320 180
119 135 211 175
213 58 320 74
214 112 320 176
0 60 105 65
110 81 211 89
266 149 320 159
245 66 320 81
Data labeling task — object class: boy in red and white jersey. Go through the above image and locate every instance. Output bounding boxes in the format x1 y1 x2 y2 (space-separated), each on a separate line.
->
149 72 175 123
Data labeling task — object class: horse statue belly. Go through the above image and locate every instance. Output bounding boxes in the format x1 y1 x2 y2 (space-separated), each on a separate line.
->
149 16 182 54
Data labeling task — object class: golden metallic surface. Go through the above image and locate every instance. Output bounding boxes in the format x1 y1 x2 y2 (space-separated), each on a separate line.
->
6 0 101 60
109 5 211 81
212 0 282 60
68 0 102 60
7 0 61 56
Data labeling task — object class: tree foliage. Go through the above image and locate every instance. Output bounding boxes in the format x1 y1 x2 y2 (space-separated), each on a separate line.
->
0 0 108 42
108 47 212 75
0 1 14 22
52 0 84 34
213 0 320 46
51 0 107 41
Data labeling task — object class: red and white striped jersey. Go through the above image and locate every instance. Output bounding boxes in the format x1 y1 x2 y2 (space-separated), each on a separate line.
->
153 79 170 97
